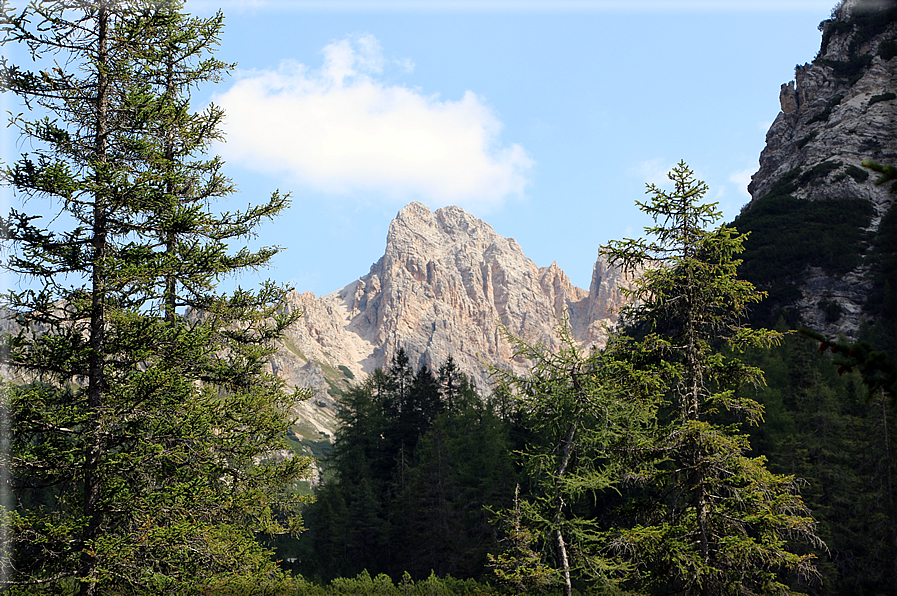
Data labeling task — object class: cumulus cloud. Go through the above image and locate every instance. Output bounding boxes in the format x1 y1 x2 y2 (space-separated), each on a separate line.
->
214 34 532 211
729 167 756 200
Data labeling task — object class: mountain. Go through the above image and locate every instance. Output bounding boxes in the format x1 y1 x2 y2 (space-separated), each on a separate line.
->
738 0 897 336
274 202 638 438
282 0 897 438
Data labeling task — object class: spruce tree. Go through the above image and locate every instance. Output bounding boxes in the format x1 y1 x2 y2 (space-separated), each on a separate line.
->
602 161 823 595
0 1 310 593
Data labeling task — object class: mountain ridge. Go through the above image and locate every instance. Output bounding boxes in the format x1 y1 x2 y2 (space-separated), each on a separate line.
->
275 202 638 438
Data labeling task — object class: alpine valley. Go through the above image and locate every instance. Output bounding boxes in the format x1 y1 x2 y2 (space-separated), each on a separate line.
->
280 0 897 451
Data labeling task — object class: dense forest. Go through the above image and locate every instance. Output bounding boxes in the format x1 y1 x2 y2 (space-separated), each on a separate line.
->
1 0 895 595
292 162 897 596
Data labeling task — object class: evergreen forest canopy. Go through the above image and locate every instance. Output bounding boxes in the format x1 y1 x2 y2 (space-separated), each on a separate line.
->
0 1 895 595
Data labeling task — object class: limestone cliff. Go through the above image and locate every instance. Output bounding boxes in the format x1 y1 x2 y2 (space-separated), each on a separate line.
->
743 0 896 337
275 203 638 436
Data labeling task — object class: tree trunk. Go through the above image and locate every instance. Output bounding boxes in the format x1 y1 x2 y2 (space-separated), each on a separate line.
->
79 5 110 595
164 48 177 323
554 416 579 596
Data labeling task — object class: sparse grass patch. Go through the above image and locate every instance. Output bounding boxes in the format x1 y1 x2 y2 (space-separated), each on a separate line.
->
282 337 307 361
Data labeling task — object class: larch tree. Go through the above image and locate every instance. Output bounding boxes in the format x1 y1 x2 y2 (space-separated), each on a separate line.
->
602 161 823 595
0 1 311 593
488 321 649 596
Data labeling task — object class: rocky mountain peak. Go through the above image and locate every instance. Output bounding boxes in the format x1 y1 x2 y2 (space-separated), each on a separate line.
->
272 203 639 436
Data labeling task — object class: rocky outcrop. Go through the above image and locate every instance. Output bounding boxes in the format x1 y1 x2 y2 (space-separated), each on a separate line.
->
744 0 896 338
749 1 896 210
273 203 639 430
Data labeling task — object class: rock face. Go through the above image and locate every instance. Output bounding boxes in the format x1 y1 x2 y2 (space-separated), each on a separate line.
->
275 203 638 433
744 0 897 337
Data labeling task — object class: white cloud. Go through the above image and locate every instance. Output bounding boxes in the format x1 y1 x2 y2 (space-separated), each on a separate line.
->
214 34 532 212
630 158 677 187
395 57 415 73
728 166 755 200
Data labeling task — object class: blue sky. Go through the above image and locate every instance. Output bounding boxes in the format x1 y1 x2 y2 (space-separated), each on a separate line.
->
3 1 839 297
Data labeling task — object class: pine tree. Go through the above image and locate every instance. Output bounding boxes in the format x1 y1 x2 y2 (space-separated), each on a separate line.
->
0 1 310 593
602 161 823 595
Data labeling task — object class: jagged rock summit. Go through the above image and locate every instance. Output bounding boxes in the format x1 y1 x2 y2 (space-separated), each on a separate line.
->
744 0 896 337
751 0 896 211
275 202 637 435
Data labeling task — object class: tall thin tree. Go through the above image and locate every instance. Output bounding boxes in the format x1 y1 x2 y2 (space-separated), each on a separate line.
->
0 1 310 593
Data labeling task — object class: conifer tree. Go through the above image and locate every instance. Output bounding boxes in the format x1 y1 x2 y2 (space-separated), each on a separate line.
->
602 161 823 595
489 321 647 596
0 1 310 593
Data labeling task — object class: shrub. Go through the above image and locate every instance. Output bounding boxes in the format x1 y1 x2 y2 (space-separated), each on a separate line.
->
880 38 897 60
797 131 819 149
818 4 897 61
760 167 802 200
806 94 844 125
733 194 874 325
800 160 843 186
807 106 833 125
818 299 843 323
845 164 870 183
869 91 897 106
817 55 874 85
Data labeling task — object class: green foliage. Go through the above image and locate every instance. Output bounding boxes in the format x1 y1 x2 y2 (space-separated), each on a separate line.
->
339 365 356 379
879 37 897 59
732 193 874 325
865 202 897 323
817 3 897 72
802 160 843 185
602 161 822 595
487 487 556 593
862 159 897 194
801 328 897 403
761 167 803 199
0 1 312 593
741 331 897 594
816 55 873 85
806 107 833 125
843 163 870 183
817 299 842 323
488 321 649 596
297 355 516 584
734 160 897 593
796 131 819 150
868 91 896 105
287 570 505 595
805 97 843 126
